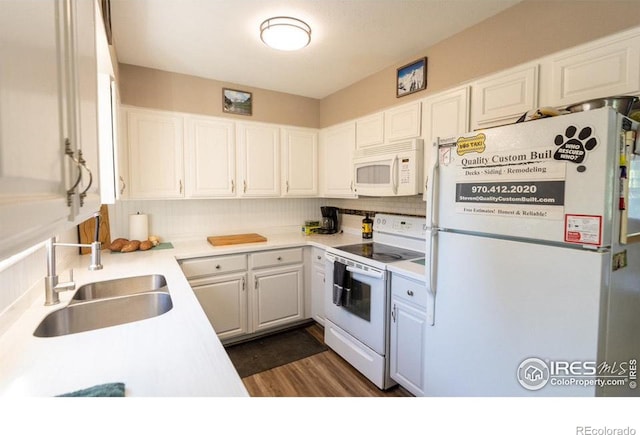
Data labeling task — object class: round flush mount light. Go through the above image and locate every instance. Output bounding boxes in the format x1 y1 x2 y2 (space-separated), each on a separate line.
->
260 16 311 51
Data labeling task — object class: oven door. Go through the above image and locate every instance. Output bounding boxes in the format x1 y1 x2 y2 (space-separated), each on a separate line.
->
324 253 388 354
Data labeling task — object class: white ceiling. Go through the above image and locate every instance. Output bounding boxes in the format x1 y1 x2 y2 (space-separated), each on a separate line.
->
110 0 521 99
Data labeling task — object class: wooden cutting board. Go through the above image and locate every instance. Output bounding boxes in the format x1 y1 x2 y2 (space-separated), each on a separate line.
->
207 233 267 246
77 204 111 254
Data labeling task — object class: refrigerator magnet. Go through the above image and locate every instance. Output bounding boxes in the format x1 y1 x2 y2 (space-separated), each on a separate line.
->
564 214 602 246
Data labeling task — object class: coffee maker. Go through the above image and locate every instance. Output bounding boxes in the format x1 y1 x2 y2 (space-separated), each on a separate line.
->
319 206 339 234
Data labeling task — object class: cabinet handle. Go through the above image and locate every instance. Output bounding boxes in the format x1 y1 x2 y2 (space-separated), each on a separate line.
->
78 150 93 207
231 180 235 193
244 180 247 193
391 303 396 323
277 256 282 261
64 138 82 207
317 255 322 260
242 276 245 291
254 276 258 289
350 180 354 192
215 265 221 270
119 176 126 195
286 181 289 193
179 179 183 194
407 290 414 297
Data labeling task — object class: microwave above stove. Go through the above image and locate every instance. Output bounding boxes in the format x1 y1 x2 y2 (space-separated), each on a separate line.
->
353 138 423 196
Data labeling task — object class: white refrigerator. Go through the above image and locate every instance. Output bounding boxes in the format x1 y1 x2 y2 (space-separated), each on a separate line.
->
424 107 640 396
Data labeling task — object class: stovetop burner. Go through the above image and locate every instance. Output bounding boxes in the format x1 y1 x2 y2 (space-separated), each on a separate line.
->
335 242 423 263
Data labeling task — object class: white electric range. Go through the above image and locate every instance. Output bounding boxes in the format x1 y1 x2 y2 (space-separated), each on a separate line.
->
323 213 426 390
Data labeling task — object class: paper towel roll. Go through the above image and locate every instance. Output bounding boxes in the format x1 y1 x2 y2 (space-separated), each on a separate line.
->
129 213 148 241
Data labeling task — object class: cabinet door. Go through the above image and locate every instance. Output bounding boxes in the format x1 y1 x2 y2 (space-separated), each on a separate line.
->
471 64 539 130
319 122 357 198
421 86 470 200
0 0 73 259
385 101 422 142
126 108 184 199
237 122 280 197
311 264 325 326
281 127 318 197
192 273 248 341
546 32 640 107
71 0 100 219
390 298 427 397
251 264 304 332
356 112 384 149
185 116 236 197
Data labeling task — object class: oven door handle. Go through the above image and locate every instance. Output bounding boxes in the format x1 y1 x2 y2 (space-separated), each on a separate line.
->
346 266 385 280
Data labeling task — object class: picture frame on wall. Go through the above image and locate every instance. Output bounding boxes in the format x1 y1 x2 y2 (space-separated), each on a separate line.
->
396 57 427 98
223 88 252 116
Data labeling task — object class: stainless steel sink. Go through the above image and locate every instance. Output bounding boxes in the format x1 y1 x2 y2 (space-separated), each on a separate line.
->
34 291 173 338
72 274 167 301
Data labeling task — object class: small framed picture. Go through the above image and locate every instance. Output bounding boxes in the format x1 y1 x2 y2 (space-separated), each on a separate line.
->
396 57 427 98
222 88 252 116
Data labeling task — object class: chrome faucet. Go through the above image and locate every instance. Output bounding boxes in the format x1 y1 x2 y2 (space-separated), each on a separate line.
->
44 213 103 305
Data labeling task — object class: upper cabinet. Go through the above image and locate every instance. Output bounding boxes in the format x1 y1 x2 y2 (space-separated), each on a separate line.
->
385 101 422 142
0 0 100 260
281 127 318 197
470 63 539 130
421 86 470 200
185 116 236 198
125 108 185 199
356 101 421 148
236 122 281 197
320 121 357 198
541 29 640 108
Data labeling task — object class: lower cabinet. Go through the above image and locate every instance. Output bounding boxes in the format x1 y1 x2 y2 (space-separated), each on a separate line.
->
180 247 305 342
251 264 304 332
390 273 428 397
190 272 248 341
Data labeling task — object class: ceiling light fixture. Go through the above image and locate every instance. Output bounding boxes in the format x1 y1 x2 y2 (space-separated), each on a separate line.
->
260 16 311 51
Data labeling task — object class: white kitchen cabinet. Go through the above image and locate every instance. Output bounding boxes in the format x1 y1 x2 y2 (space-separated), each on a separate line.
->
319 121 357 198
126 107 184 199
185 116 236 197
421 86 470 200
181 254 249 341
356 102 422 148
542 29 640 108
251 264 304 333
237 122 280 197
310 247 326 325
191 273 249 341
0 0 99 260
356 112 384 149
385 101 422 142
470 63 539 130
390 273 428 397
281 127 318 197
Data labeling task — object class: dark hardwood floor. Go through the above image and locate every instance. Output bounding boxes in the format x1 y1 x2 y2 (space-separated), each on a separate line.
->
241 323 413 397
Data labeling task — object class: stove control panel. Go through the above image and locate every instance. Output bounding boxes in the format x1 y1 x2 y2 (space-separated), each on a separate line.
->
374 214 426 238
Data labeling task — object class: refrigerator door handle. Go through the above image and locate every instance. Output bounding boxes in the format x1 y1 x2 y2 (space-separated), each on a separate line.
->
425 137 441 326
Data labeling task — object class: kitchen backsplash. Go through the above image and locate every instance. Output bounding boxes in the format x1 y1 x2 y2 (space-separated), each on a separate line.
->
0 227 78 323
110 196 426 240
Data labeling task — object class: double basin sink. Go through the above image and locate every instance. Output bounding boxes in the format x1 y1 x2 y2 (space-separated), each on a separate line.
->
34 274 173 338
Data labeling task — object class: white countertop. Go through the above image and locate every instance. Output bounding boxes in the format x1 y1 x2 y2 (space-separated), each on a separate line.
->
0 230 362 397
387 258 427 283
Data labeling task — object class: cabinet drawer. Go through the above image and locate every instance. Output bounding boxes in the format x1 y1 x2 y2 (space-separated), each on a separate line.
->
180 254 247 278
250 248 303 269
391 273 427 308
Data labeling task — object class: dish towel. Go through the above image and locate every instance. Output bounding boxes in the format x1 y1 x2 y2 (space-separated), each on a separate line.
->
332 262 351 306
56 382 125 397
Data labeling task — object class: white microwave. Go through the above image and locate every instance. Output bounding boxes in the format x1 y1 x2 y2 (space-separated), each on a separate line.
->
353 139 423 196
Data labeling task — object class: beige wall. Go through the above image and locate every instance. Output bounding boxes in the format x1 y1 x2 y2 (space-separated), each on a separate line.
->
319 0 640 127
118 64 321 128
